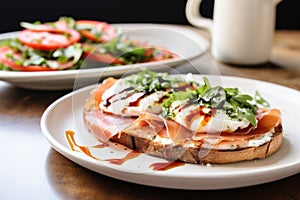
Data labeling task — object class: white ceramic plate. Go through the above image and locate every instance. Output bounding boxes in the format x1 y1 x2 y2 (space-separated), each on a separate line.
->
0 24 209 90
41 75 300 190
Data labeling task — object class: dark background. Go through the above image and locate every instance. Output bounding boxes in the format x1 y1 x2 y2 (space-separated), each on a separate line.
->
0 0 299 33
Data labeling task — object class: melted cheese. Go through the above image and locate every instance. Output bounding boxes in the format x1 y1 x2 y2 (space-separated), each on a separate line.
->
99 79 167 116
171 100 251 133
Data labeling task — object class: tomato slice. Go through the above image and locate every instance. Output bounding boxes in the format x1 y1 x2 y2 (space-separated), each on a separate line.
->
83 51 124 65
0 46 74 71
18 28 80 51
76 20 116 43
146 48 177 62
81 43 124 64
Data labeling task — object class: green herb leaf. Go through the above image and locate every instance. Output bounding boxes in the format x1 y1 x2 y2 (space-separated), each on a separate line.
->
93 35 157 65
58 17 76 28
162 91 194 108
243 108 257 127
225 87 239 97
195 76 211 95
126 70 181 93
160 77 265 127
22 54 47 66
20 22 42 30
254 91 270 107
52 43 83 65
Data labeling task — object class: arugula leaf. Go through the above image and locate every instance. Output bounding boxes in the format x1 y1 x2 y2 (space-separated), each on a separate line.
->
92 35 155 64
225 87 239 96
58 17 76 28
52 43 83 64
0 62 13 71
1 38 24 52
22 54 47 66
20 22 43 30
160 77 268 127
0 39 11 47
162 90 195 108
243 108 257 127
194 76 211 96
100 37 119 54
254 91 270 107
226 93 258 126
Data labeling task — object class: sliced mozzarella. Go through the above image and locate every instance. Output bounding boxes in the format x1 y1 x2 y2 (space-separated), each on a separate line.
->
201 112 250 133
99 79 167 116
171 101 251 133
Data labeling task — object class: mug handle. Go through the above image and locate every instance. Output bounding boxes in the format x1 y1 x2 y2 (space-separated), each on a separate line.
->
185 0 213 32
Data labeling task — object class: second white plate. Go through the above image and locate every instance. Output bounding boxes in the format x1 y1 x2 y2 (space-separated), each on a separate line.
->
41 75 300 190
0 24 209 90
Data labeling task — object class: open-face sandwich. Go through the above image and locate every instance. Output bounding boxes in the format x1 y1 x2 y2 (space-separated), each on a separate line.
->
83 70 283 164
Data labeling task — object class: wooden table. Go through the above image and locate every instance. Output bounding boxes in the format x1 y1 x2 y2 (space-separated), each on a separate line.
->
1 27 300 199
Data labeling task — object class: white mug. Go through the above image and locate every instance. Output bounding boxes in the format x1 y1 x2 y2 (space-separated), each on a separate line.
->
186 0 282 65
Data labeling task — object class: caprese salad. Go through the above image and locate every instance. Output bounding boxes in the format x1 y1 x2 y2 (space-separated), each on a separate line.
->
0 17 176 72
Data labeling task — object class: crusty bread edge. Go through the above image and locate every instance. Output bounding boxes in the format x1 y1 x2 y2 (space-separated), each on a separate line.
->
110 125 282 164
83 91 283 164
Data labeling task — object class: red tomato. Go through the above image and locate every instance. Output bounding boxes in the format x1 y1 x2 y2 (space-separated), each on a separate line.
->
18 28 80 51
0 46 74 71
147 48 177 62
83 51 124 65
76 20 116 42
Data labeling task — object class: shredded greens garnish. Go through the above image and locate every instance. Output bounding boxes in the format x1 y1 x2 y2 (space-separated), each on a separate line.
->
20 17 76 30
0 38 83 69
0 38 25 52
0 62 13 71
125 70 182 92
254 91 270 107
123 71 269 127
161 77 270 127
0 17 176 71
58 16 76 29
20 22 43 30
52 43 83 64
90 35 154 65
